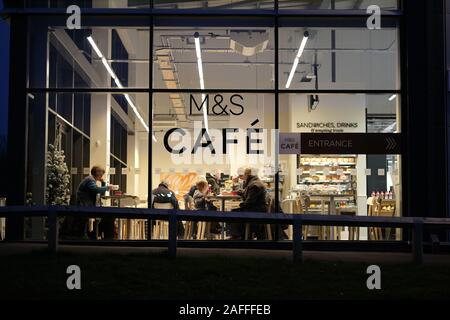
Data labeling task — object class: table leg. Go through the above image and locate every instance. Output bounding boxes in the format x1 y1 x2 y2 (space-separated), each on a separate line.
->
221 199 226 240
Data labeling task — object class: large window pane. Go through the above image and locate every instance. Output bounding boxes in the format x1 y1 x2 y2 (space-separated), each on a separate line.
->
154 20 274 89
26 92 149 240
152 92 275 240
279 24 400 90
279 93 402 241
28 16 149 89
23 0 151 8
278 0 399 10
154 0 274 9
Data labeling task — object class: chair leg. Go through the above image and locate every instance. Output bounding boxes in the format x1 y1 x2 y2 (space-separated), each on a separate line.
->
183 221 191 240
245 224 250 240
205 222 211 240
266 224 273 240
197 222 205 240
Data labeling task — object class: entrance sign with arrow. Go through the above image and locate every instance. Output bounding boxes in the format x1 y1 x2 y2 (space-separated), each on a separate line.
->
279 133 402 155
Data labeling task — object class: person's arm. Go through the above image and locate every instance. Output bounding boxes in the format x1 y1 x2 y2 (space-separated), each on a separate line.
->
171 194 180 210
239 186 262 210
85 180 109 195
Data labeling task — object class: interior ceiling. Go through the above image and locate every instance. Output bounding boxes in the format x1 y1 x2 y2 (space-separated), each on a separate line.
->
150 26 398 124
62 20 399 131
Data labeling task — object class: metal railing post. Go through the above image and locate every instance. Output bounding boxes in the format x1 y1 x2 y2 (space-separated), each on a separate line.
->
413 218 424 264
293 216 303 263
147 216 152 241
47 206 58 253
168 210 178 258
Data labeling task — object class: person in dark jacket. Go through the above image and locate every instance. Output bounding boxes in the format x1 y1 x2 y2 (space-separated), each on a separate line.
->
193 180 220 235
206 171 221 195
77 166 112 206
230 167 268 239
193 180 217 211
152 180 183 236
151 180 179 210
61 166 113 239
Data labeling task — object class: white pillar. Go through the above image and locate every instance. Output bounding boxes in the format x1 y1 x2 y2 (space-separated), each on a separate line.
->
90 29 111 179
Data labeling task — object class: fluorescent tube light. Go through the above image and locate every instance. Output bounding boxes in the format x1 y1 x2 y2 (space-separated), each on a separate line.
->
194 32 209 133
102 57 118 80
285 31 309 89
114 77 123 89
87 36 103 59
87 36 149 133
388 94 397 101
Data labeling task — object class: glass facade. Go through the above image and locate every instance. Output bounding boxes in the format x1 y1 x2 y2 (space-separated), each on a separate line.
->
5 0 404 242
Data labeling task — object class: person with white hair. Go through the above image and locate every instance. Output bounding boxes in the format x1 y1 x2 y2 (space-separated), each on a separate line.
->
229 166 268 239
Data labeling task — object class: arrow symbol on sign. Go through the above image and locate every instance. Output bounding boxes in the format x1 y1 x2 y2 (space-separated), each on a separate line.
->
386 137 397 151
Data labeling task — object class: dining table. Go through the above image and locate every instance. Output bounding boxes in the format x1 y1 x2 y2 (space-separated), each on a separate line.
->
206 193 242 239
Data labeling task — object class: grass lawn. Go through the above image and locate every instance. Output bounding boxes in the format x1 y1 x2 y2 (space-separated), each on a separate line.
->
1 250 450 300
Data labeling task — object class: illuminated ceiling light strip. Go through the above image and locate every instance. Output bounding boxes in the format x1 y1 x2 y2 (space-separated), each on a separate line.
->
194 32 209 133
114 77 123 89
87 36 103 58
285 31 309 89
102 57 118 80
388 94 397 101
125 94 150 132
87 36 149 133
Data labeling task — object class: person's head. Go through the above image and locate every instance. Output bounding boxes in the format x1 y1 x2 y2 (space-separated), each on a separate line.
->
236 167 246 181
214 169 222 180
196 180 209 193
242 167 258 182
159 179 170 189
91 166 106 181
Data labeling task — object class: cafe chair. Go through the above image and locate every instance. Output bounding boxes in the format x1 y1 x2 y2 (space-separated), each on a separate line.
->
373 199 395 241
337 209 360 241
282 195 313 240
117 196 144 240
152 202 173 239
183 196 196 240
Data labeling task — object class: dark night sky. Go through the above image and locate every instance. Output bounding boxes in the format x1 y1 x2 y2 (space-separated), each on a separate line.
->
0 0 9 138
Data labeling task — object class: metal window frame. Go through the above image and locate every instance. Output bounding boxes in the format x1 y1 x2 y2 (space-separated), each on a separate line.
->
14 3 404 222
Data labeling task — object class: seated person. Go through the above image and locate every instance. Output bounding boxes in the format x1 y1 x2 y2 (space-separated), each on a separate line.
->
206 171 221 195
152 180 183 236
61 166 114 240
193 179 221 235
193 180 217 211
77 166 113 206
152 180 179 210
230 167 268 240
183 175 206 210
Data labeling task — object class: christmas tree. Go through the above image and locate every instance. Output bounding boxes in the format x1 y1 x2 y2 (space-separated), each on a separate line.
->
46 126 71 205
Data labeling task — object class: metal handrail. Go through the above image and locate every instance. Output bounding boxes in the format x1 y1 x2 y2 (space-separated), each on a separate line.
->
1 205 450 264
